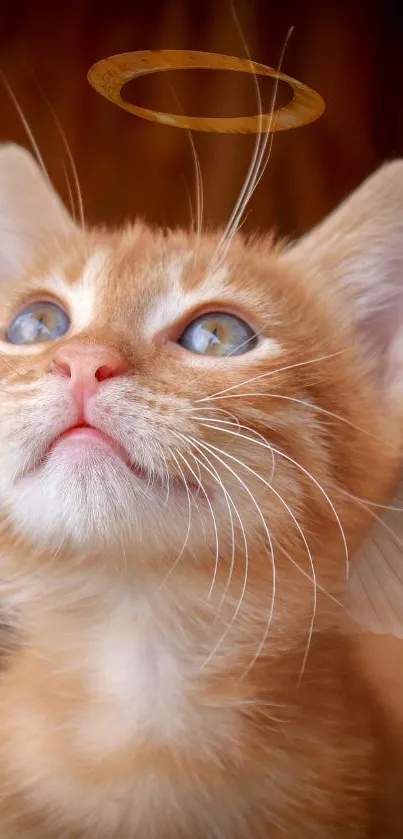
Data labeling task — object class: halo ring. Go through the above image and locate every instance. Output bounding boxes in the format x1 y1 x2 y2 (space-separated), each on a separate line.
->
88 49 325 134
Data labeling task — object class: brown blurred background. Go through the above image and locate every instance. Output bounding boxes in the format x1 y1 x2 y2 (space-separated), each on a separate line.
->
0 0 400 239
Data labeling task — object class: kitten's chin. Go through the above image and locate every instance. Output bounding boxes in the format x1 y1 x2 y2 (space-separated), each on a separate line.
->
7 446 160 551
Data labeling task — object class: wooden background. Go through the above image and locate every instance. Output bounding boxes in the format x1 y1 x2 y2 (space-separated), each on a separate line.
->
0 0 400 239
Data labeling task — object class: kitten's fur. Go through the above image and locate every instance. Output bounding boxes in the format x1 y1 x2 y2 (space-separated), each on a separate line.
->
0 144 402 838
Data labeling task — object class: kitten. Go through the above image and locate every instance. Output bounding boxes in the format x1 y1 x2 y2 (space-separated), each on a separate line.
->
0 143 402 838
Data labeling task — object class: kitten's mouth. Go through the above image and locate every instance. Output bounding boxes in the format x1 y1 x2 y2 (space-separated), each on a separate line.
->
44 423 200 495
49 422 148 479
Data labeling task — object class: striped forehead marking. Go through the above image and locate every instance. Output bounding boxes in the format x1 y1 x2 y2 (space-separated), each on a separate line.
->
57 249 107 333
143 257 230 338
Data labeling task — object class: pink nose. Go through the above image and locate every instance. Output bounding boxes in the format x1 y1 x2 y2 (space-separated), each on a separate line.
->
52 343 127 406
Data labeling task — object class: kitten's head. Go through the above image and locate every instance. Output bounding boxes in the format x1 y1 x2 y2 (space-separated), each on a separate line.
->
0 144 402 598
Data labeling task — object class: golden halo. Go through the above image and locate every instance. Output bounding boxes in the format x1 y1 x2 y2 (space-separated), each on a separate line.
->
87 50 325 134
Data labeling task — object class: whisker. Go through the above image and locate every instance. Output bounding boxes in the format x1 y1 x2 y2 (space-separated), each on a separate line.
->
180 440 251 664
189 132 204 247
171 438 220 597
175 349 344 406
341 490 403 551
164 78 203 249
176 434 240 607
196 431 317 680
342 488 403 513
217 23 291 259
187 413 341 615
211 13 293 267
191 415 348 585
174 447 207 536
159 448 194 586
185 405 242 427
215 26 292 259
0 73 50 183
162 470 171 510
190 391 373 439
61 159 77 223
211 18 265 267
26 68 85 228
182 175 195 237
273 445 349 579
196 418 275 482
194 351 344 403
182 434 276 675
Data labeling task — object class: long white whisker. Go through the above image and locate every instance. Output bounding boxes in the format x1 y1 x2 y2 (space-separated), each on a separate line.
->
175 433 242 607
175 447 208 537
1 74 49 182
212 18 293 266
61 159 77 223
177 436 283 672
194 352 343 403
184 434 276 674
274 446 349 579
160 454 172 510
170 438 220 596
209 5 265 269
36 87 85 228
215 30 291 264
341 490 403 550
189 392 373 439
182 175 195 236
196 432 317 680
183 443 251 664
51 119 84 227
196 419 275 482
175 349 344 405
342 489 403 513
164 78 203 247
185 405 242 427
190 133 204 246
159 448 194 586
191 416 348 582
175 434 241 615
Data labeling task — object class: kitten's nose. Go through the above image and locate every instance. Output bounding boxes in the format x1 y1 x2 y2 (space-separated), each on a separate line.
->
52 343 127 405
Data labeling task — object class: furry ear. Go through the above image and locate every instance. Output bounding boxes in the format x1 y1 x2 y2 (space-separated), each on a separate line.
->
0 143 76 281
285 160 403 416
285 163 403 638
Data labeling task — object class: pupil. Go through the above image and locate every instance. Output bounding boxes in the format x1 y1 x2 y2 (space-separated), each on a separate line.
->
208 327 219 346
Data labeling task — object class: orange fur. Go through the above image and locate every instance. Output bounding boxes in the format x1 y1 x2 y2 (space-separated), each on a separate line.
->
0 144 402 837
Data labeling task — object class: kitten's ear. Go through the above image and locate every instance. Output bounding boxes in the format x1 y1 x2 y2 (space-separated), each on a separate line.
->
285 161 403 416
0 144 76 280
286 163 403 639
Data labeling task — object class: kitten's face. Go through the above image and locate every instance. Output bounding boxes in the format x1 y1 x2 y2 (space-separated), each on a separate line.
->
0 146 401 599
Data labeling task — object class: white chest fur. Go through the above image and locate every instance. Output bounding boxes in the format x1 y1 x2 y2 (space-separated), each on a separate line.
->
3 581 250 837
76 602 186 757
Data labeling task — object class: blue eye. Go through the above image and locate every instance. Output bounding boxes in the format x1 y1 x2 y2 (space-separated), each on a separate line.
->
179 312 258 357
6 301 70 345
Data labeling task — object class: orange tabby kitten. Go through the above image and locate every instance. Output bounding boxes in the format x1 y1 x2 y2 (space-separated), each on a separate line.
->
0 143 402 838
